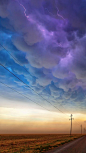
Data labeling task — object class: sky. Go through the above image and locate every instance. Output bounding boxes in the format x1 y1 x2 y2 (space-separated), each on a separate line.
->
0 0 86 134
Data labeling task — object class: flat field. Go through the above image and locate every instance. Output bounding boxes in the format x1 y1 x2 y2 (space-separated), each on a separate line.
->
0 134 82 153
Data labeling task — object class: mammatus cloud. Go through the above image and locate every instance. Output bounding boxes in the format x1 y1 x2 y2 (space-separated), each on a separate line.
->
0 0 86 113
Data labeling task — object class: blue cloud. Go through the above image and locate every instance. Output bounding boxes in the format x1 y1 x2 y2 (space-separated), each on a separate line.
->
0 0 86 113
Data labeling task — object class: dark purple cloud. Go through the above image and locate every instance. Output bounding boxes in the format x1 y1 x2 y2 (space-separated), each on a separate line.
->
0 0 86 113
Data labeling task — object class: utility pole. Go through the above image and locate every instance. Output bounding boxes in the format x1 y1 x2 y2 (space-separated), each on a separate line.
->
81 125 82 135
69 114 74 136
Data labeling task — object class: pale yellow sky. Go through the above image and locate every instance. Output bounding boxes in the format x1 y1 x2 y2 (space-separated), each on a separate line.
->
0 106 86 134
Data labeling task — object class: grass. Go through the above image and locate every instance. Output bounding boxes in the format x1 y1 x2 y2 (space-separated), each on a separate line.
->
0 134 82 153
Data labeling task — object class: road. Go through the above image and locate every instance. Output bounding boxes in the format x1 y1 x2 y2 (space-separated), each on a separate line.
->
46 136 86 153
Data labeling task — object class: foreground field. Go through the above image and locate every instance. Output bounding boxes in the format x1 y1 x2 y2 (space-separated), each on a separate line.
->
0 134 82 153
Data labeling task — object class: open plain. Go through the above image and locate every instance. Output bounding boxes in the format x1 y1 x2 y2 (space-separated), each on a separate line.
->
0 134 82 153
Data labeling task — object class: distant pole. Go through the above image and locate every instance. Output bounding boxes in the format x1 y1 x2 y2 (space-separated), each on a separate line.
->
81 125 82 135
69 114 74 136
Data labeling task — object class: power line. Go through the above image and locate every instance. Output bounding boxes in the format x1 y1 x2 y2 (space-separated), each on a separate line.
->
0 78 81 127
0 44 34 78
0 81 69 120
0 81 51 112
0 44 79 116
0 44 76 119
0 80 83 132
0 43 83 118
0 62 65 114
0 44 83 127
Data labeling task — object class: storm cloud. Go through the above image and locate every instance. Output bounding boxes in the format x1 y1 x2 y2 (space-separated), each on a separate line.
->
0 0 86 113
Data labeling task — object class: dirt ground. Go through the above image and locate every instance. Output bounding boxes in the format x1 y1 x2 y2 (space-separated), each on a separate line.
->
0 134 82 153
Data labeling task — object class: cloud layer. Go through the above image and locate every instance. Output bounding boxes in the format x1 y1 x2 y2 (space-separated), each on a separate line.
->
0 0 86 113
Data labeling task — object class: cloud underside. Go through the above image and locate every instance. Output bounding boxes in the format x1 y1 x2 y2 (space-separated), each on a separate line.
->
0 0 86 113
